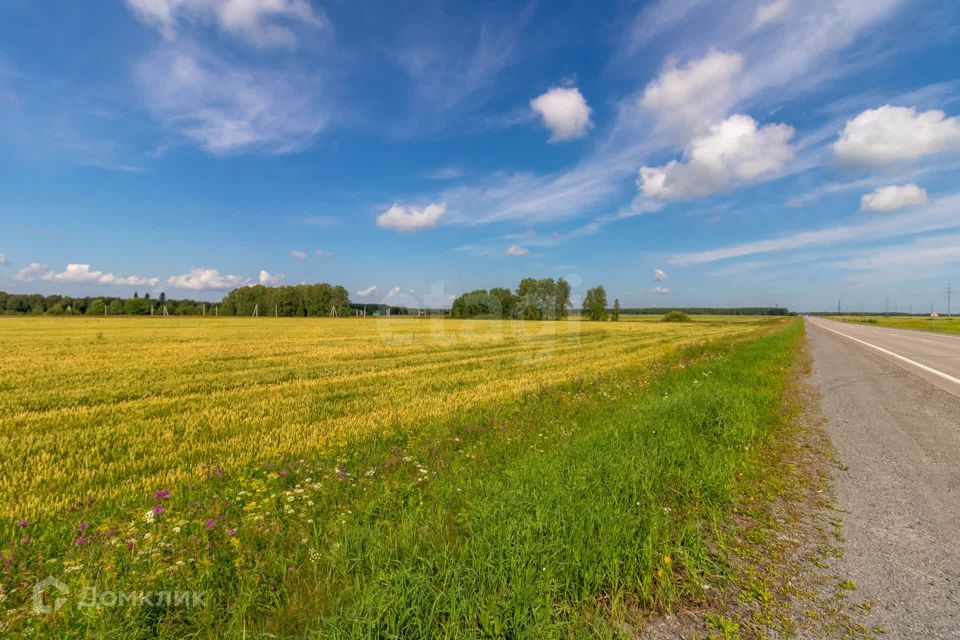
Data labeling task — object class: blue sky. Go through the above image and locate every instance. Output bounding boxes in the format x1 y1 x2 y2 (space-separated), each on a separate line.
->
1 0 959 312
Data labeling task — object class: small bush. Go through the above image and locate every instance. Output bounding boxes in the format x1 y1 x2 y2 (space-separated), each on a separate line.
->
662 310 690 322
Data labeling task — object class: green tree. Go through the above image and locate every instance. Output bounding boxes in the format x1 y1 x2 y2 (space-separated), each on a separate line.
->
516 278 541 320
87 299 106 316
555 278 571 319
582 285 608 321
124 296 148 315
612 298 621 321
108 299 124 315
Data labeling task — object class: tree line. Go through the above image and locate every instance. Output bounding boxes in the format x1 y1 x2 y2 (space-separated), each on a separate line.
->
0 283 353 317
0 291 209 316
451 277 574 320
219 284 351 316
620 307 791 316
450 279 621 322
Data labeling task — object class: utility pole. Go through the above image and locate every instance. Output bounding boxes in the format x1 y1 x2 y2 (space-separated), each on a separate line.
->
883 297 890 316
946 283 955 319
837 298 841 314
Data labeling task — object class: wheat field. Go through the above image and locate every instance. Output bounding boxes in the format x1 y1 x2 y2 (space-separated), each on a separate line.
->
0 315 769 520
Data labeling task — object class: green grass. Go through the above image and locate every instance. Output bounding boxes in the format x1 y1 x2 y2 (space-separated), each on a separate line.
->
4 319 802 638
831 315 960 335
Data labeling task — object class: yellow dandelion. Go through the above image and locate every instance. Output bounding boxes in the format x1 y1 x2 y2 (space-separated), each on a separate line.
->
663 555 672 565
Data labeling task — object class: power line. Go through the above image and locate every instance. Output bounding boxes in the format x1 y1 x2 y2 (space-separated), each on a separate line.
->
945 283 955 319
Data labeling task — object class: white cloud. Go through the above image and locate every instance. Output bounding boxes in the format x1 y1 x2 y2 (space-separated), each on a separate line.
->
314 248 332 258
639 114 794 200
377 202 446 232
167 268 247 290
530 86 593 142
833 105 960 167
136 45 326 155
259 270 284 285
98 273 161 287
652 286 670 294
653 268 668 281
640 51 744 142
125 0 325 49
290 249 308 259
753 0 791 29
356 285 378 297
14 263 51 282
29 263 160 287
505 245 529 257
860 183 929 213
386 286 401 298
0 252 6 266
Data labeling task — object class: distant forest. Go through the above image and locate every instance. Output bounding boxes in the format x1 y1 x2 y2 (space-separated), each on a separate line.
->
622 307 792 316
0 290 210 316
0 288 792 318
1 285 425 317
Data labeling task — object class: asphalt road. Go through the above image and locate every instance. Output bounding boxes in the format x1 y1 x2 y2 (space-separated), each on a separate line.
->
806 318 960 638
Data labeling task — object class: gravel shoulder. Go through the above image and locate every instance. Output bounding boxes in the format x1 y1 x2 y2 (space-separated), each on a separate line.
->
806 319 960 639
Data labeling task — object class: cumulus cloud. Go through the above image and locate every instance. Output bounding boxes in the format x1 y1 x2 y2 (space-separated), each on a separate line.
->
386 286 401 298
290 249 308 259
640 51 744 142
860 183 929 213
753 0 791 29
259 270 284 285
377 202 446 232
356 285 378 297
652 286 670 294
18 263 161 287
639 114 794 200
653 268 668 281
167 268 247 290
136 46 326 155
505 245 529 257
14 263 51 282
125 0 325 49
833 105 960 167
530 86 593 142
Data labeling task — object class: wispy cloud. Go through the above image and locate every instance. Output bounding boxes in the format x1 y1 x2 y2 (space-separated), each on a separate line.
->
670 191 960 265
136 44 327 155
125 0 326 49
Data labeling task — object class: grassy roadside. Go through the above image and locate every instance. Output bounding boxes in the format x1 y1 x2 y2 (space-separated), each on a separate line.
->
830 315 960 336
6 319 805 638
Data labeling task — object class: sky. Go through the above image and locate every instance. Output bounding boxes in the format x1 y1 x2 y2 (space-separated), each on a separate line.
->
1 0 959 312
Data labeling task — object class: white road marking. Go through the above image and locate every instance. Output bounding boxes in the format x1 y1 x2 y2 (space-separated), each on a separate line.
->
810 321 960 387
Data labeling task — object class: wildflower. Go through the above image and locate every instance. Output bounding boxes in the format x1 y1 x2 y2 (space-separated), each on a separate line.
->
154 490 170 500
20 538 28 546
172 526 181 533
16 520 28 528
227 528 236 536
152 504 164 515
663 555 672 565
75 536 88 546
205 519 216 530
78 523 91 531
144 510 155 524
127 540 135 551
279 470 288 478
656 568 664 577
